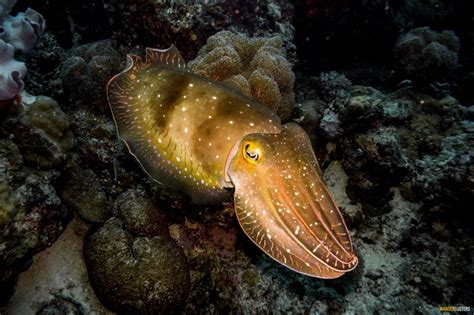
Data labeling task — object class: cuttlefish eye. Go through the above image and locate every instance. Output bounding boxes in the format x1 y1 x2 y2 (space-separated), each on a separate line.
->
243 142 262 163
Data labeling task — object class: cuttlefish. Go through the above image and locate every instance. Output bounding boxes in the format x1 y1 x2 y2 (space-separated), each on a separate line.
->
107 46 358 278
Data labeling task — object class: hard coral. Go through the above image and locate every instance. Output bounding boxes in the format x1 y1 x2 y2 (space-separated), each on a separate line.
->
60 40 120 111
8 96 73 169
84 218 190 314
104 0 295 62
189 31 295 121
393 26 460 84
313 71 352 138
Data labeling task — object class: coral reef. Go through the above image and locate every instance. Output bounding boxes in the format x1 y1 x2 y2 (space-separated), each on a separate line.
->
101 0 295 62
1 1 473 313
22 33 66 98
6 96 73 169
393 26 460 84
312 71 352 138
113 189 168 237
58 163 112 224
5 218 111 314
0 167 71 292
60 39 121 111
0 40 26 101
189 31 295 121
84 218 190 314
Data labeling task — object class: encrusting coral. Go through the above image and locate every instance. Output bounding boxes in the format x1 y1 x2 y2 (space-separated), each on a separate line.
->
188 31 295 121
7 96 73 169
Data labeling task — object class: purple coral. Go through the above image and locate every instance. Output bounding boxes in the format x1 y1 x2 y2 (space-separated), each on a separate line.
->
0 0 45 101
1 0 45 53
0 39 26 101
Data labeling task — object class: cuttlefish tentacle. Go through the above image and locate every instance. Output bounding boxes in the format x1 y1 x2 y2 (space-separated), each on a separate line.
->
107 45 358 278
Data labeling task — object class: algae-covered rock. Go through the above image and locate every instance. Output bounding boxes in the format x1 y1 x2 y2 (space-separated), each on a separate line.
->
6 217 111 315
292 99 325 143
0 183 14 231
189 31 295 121
60 40 121 110
0 137 71 306
394 27 460 84
102 0 295 62
341 127 410 214
58 162 112 224
8 96 73 169
313 72 352 138
114 189 168 237
0 174 71 268
84 218 190 314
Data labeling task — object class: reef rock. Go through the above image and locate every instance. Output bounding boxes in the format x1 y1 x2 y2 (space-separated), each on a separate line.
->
114 189 168 237
189 31 295 121
5 218 111 315
58 162 112 224
0 155 71 302
84 218 190 314
60 39 121 110
103 0 295 62
7 96 73 169
394 26 460 84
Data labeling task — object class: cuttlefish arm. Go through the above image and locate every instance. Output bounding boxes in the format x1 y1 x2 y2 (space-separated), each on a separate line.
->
227 122 358 278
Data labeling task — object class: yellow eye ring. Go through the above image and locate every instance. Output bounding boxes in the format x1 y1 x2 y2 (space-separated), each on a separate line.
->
243 143 262 163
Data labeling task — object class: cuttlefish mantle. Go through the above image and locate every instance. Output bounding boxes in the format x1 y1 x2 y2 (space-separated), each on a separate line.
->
107 45 358 278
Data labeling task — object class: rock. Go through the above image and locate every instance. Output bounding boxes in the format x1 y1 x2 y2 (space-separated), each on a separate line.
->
8 96 73 169
0 135 70 306
66 109 117 174
5 218 111 315
341 127 410 213
24 33 66 98
313 72 352 138
313 71 352 105
84 218 190 314
0 174 70 268
103 0 295 62
393 26 460 84
413 133 473 214
58 162 112 224
60 40 120 111
291 99 325 142
381 99 413 123
114 189 168 237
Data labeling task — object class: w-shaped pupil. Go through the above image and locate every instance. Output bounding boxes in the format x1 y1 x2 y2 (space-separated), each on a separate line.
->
245 144 259 161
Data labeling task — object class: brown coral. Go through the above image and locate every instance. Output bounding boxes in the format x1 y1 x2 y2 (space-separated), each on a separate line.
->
188 31 295 121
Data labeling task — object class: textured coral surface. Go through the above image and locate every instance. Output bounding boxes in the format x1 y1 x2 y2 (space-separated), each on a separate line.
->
189 31 295 121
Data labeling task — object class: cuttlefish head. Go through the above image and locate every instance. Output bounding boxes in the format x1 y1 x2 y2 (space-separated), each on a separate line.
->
226 122 358 278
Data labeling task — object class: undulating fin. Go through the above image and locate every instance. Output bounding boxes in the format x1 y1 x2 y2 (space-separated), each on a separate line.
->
108 44 279 204
145 45 187 69
106 46 190 191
